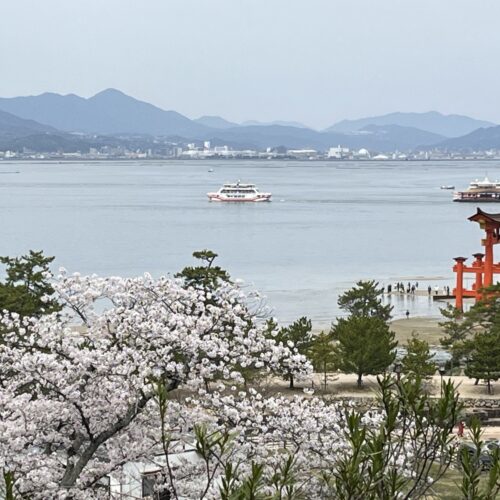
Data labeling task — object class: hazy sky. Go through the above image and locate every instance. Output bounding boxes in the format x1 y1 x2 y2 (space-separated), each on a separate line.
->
1 0 499 128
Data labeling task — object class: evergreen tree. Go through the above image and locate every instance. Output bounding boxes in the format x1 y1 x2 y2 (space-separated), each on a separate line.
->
402 334 436 379
274 317 313 389
333 281 397 387
176 249 231 290
0 250 60 319
264 317 278 336
440 284 500 378
439 304 472 367
331 316 397 387
309 331 336 389
337 280 392 322
464 330 500 395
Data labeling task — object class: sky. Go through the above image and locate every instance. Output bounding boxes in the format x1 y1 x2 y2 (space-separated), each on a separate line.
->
1 0 499 129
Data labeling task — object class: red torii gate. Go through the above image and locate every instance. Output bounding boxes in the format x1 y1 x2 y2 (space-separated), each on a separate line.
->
453 208 500 309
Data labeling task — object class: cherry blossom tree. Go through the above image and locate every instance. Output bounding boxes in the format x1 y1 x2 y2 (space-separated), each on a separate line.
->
0 270 311 498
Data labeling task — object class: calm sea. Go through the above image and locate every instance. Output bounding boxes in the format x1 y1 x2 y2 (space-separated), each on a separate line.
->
0 160 494 326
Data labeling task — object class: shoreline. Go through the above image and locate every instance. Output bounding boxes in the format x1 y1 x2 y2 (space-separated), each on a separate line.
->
313 315 445 346
390 316 445 346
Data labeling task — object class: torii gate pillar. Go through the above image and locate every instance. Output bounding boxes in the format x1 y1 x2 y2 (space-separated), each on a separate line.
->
453 257 467 311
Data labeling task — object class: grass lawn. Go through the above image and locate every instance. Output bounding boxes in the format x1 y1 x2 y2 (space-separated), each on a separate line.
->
426 465 493 499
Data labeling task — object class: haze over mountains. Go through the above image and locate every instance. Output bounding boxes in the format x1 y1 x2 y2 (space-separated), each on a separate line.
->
0 89 209 137
0 88 498 152
327 111 495 138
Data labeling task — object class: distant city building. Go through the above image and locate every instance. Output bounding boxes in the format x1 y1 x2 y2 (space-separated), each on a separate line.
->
355 148 371 159
327 145 350 159
286 149 317 159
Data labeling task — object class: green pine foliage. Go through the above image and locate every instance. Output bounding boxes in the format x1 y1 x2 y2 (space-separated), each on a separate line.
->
402 334 436 379
0 250 61 319
440 284 500 392
332 281 397 387
337 280 392 322
439 304 473 366
465 330 500 395
331 316 397 387
309 331 336 389
176 249 231 290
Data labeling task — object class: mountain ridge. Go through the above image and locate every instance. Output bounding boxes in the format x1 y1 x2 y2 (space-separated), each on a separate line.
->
434 126 500 151
0 88 211 137
327 111 495 138
0 89 497 152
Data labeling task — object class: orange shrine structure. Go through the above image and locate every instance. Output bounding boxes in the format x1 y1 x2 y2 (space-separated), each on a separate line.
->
453 208 500 310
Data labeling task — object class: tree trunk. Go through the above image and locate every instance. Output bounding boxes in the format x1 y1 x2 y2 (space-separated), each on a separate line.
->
58 381 178 490
357 373 363 388
289 375 294 389
323 362 327 390
488 378 492 395
4 471 14 500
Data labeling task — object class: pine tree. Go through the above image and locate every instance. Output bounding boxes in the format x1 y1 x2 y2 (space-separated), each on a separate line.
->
0 250 60 319
439 304 472 367
331 316 397 388
176 249 231 290
439 284 500 379
333 281 397 387
402 334 436 379
464 330 500 395
337 280 392 321
309 331 336 389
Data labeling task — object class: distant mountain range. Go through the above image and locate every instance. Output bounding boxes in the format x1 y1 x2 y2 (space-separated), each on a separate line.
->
0 109 79 151
241 120 310 129
194 116 237 129
0 88 498 152
0 89 210 137
436 126 500 151
0 109 55 137
327 111 494 138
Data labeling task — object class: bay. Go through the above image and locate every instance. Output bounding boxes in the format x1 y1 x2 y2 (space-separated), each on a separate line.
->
0 160 493 325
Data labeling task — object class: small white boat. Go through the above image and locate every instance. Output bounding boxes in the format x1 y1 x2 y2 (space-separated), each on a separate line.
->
440 185 455 190
208 168 214 173
208 181 272 202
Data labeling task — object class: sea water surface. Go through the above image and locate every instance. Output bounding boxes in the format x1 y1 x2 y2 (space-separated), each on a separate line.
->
0 160 494 325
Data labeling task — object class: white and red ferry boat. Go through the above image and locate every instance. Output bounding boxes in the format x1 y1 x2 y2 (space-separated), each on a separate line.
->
207 181 272 202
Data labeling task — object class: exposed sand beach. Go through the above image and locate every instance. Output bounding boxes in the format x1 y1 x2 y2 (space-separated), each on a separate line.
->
390 316 445 345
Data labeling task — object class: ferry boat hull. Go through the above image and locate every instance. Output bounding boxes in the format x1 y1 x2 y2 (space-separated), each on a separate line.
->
207 193 271 202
